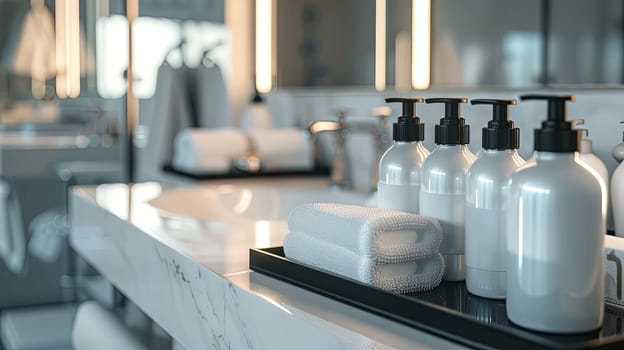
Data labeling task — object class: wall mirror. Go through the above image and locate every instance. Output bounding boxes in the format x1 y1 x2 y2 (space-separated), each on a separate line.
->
274 0 624 90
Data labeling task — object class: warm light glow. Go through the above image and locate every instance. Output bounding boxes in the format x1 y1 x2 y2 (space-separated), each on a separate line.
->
232 189 253 214
55 0 66 98
126 0 139 135
255 0 272 93
254 220 271 248
68 0 80 98
412 0 431 90
375 0 386 92
55 0 80 98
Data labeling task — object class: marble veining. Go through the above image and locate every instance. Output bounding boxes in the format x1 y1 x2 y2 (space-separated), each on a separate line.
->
70 181 466 350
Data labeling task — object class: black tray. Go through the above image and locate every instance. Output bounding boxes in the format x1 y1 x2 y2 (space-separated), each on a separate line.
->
250 247 624 350
163 164 330 180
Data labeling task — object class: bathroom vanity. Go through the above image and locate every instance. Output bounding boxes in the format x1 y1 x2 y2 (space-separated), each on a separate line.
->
70 175 624 349
70 179 464 350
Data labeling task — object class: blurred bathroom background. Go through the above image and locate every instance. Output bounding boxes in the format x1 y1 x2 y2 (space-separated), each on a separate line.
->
1 0 623 349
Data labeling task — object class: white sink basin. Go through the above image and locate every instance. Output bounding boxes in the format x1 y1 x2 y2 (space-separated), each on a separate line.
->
148 183 370 223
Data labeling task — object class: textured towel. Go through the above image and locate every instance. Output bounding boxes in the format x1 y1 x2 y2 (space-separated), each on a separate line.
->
284 231 445 293
288 203 443 263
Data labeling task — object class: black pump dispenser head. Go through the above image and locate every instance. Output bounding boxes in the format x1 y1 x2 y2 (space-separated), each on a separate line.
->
425 98 470 145
520 94 579 152
385 98 425 142
471 99 519 150
251 89 264 104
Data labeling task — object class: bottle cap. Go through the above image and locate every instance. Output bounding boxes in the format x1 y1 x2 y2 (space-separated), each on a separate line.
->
520 94 579 152
471 99 519 150
613 121 624 162
251 90 264 104
385 97 425 142
570 119 592 153
425 98 470 145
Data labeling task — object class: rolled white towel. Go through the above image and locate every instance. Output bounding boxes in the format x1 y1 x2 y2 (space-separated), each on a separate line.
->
284 231 445 293
0 181 25 275
171 154 232 174
248 128 313 171
174 128 247 158
172 128 247 173
72 302 148 350
288 203 443 263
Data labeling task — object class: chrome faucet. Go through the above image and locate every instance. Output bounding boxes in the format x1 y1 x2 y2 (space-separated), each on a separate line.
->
308 110 351 190
307 107 392 192
369 106 392 191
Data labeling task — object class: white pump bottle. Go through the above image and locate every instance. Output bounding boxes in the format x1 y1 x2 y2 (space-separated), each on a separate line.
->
465 99 525 299
420 98 475 281
611 121 624 237
571 119 611 230
506 95 605 334
378 98 429 213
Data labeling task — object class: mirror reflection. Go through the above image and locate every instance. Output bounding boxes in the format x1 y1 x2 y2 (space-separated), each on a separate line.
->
275 0 624 89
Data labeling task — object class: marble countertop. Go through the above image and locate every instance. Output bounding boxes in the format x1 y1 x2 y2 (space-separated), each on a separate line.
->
70 179 466 350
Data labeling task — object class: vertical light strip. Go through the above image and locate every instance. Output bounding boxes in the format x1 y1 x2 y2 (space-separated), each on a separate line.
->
271 0 277 87
55 0 67 98
30 0 45 98
254 220 271 248
255 0 272 93
225 0 254 125
67 0 80 98
127 0 139 131
412 0 431 89
63 1 71 95
375 0 386 91
127 0 139 183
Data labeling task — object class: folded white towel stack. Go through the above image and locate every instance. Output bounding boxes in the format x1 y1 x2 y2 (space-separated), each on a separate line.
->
288 203 443 262
172 128 247 173
284 203 445 293
285 231 445 293
248 128 314 171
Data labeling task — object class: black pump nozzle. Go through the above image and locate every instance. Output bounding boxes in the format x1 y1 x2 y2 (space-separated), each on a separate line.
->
425 97 470 145
471 99 519 150
520 94 579 152
471 99 516 121
385 97 425 142
251 89 264 104
385 97 424 118
426 98 467 119
521 94 574 121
